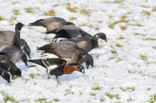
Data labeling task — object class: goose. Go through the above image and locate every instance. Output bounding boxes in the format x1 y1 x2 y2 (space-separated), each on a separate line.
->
0 23 31 58
28 58 84 83
49 63 84 83
28 58 67 75
29 17 74 33
37 40 93 69
0 22 28 66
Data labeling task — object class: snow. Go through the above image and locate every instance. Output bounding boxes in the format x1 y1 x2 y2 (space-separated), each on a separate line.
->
0 0 156 103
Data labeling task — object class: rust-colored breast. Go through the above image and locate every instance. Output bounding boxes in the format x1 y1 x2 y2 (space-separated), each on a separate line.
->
64 64 75 74
75 65 81 70
64 64 82 74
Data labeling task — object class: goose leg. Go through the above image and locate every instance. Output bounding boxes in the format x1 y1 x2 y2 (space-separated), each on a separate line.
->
55 75 60 84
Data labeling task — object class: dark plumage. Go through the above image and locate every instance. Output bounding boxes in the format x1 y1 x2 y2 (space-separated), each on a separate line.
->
0 54 21 78
29 17 74 33
47 25 82 39
19 39 31 58
28 58 66 68
0 67 10 83
70 33 107 52
0 22 28 66
0 46 27 66
37 40 94 68
0 23 31 58
28 58 66 74
49 64 84 83
47 25 107 49
28 58 84 83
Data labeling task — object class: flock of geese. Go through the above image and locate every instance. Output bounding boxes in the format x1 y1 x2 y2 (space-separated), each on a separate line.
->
0 17 107 83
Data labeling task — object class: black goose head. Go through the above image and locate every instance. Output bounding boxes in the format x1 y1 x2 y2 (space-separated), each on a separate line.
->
13 22 24 48
29 19 45 26
95 32 107 42
2 72 11 83
15 22 24 31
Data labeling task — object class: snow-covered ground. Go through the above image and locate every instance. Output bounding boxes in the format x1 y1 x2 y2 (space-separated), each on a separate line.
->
0 0 156 103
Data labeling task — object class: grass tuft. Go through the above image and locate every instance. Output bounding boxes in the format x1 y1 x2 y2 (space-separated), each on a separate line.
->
13 9 20 15
149 94 156 103
116 43 122 47
25 8 34 14
92 86 101 90
108 15 128 29
120 87 135 92
64 89 74 96
53 98 59 102
152 46 156 49
44 9 55 16
117 58 122 62
80 9 91 16
66 3 77 13
90 93 96 96
53 4 59 7
100 98 105 102
152 7 156 11
35 98 47 103
136 23 143 27
118 37 125 40
127 97 134 102
69 17 77 21
105 92 120 99
142 11 151 16
141 5 150 8
111 49 117 54
1 91 18 103
143 37 156 41
140 55 147 61
120 26 127 30
134 33 145 36
29 73 35 78
0 16 4 21
80 24 93 28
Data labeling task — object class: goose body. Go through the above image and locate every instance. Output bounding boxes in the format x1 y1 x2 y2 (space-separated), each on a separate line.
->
0 31 15 43
0 55 21 78
37 40 93 68
29 17 74 33
0 23 31 58
0 22 28 66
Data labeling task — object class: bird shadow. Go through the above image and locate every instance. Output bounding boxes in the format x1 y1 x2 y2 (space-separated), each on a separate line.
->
59 73 89 82
46 73 89 82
